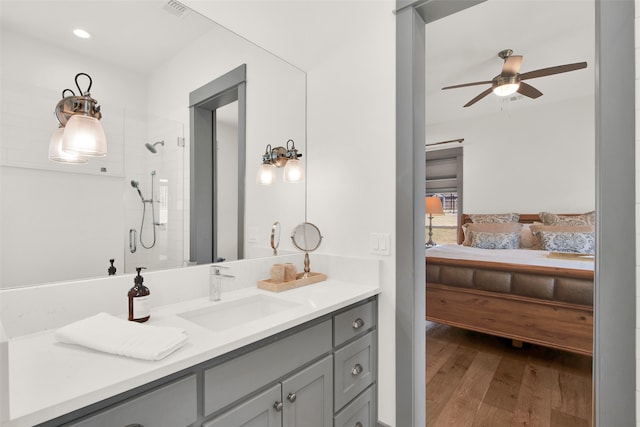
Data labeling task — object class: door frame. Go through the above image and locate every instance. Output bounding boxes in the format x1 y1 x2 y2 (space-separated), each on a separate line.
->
189 64 247 264
395 1 636 426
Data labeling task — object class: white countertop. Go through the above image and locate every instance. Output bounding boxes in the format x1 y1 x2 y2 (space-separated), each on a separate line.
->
6 279 379 426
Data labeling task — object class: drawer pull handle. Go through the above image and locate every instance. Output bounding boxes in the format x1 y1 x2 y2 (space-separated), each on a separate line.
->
351 363 363 376
355 423 363 427
287 392 297 403
352 318 365 329
274 401 284 411
125 425 144 427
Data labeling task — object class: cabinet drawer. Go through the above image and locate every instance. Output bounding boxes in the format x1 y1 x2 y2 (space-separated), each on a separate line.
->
334 385 375 427
333 301 375 347
204 319 332 417
334 332 375 410
68 375 197 427
202 383 281 427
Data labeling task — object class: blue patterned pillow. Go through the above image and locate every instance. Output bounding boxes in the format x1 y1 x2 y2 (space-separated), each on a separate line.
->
470 231 520 249
469 213 520 224
539 211 596 226
534 230 595 254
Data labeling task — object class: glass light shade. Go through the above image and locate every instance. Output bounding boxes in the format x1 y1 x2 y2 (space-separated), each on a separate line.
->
425 196 444 215
256 163 276 185
492 83 520 97
61 115 107 157
48 127 87 163
283 158 304 183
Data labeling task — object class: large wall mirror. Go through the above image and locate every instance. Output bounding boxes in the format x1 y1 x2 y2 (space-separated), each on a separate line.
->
0 0 307 288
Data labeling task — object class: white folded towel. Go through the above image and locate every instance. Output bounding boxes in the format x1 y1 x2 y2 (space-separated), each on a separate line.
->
55 312 188 361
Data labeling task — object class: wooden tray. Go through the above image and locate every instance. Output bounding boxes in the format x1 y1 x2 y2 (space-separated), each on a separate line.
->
257 272 327 292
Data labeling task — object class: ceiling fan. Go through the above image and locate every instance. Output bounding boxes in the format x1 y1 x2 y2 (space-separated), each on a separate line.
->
442 49 587 107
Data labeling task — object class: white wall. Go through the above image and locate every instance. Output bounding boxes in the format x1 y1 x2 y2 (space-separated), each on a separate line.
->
428 95 596 213
304 4 397 424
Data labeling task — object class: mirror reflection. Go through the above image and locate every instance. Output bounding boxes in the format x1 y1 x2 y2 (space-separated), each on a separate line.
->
0 0 307 288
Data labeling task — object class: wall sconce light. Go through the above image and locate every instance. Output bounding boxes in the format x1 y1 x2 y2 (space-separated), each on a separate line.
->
48 72 107 163
256 139 304 185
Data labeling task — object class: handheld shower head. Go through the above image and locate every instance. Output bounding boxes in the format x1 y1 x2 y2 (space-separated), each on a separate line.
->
145 140 165 153
130 180 144 201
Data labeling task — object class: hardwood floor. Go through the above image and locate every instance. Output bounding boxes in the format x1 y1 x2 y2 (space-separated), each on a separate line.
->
426 321 592 427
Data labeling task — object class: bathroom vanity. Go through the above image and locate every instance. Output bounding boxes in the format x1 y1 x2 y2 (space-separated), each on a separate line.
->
0 255 380 427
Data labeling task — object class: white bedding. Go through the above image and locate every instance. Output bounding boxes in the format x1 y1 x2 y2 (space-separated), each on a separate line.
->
426 244 594 271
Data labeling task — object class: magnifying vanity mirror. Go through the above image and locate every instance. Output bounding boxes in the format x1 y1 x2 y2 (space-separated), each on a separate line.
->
0 0 307 288
290 222 323 278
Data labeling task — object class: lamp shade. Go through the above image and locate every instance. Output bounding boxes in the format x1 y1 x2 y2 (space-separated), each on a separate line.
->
61 114 107 157
283 158 304 183
48 126 88 163
256 163 276 185
425 196 444 215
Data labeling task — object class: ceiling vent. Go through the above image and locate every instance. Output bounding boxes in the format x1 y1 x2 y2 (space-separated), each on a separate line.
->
163 0 189 17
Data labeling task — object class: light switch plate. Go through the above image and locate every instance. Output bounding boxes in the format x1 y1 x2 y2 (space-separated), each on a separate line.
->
247 226 259 243
370 232 390 255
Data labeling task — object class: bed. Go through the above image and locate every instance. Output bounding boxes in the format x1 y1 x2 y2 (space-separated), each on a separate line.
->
425 213 594 356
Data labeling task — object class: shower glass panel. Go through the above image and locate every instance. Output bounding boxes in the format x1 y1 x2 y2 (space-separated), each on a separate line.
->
124 114 184 274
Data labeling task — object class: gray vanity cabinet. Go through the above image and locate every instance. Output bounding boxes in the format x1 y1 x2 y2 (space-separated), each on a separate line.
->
281 355 333 427
42 297 377 427
202 384 282 427
205 355 333 427
65 375 197 427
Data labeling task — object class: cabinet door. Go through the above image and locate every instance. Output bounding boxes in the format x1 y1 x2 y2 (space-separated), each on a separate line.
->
203 384 282 427
282 355 333 427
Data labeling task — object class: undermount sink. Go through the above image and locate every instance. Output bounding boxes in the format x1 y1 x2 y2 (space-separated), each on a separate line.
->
178 294 301 332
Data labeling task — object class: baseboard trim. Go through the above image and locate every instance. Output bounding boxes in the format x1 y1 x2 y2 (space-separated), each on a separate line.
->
377 421 392 427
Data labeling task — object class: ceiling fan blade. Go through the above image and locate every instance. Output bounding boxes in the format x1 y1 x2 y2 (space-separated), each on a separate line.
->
501 55 522 76
442 80 492 90
463 87 493 107
517 82 543 99
519 62 587 80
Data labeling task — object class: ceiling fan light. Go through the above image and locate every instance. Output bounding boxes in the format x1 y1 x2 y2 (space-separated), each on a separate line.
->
493 82 520 97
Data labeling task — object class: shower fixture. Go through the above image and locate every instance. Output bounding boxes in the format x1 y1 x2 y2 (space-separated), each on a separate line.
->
145 140 165 153
130 171 158 249
130 180 145 202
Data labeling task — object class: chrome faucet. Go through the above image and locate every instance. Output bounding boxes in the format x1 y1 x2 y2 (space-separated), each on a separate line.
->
210 265 233 301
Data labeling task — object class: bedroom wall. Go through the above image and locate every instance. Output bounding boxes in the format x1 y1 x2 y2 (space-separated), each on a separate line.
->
427 95 595 214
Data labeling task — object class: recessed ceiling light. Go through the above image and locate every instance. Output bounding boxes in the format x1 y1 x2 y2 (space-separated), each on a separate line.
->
73 29 91 39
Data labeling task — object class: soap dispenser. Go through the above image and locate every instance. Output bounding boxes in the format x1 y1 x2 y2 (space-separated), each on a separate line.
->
108 259 116 276
128 267 150 323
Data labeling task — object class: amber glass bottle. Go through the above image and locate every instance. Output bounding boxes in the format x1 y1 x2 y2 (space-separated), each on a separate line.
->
128 267 150 323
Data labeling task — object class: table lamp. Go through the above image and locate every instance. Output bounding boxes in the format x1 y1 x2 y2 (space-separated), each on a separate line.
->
425 196 444 248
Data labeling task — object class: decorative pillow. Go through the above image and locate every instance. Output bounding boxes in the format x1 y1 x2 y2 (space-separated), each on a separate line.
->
469 231 520 249
530 224 595 249
538 211 596 226
462 222 522 246
519 224 534 249
533 230 595 254
469 213 520 224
